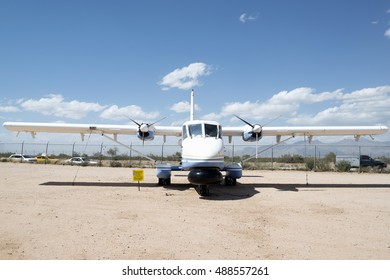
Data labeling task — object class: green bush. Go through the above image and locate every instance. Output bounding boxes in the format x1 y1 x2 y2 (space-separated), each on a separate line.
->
336 160 351 172
316 159 332 171
279 154 305 163
110 161 122 168
305 157 315 170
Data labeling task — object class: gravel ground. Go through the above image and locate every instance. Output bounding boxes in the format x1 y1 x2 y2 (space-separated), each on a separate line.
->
0 162 389 260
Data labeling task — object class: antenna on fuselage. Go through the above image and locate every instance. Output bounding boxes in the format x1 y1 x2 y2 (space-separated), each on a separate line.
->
190 89 195 121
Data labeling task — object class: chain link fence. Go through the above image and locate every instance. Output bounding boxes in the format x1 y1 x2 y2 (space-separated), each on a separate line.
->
1 141 389 171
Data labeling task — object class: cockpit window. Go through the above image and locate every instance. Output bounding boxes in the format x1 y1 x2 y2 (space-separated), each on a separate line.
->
182 125 188 140
188 124 202 138
205 124 218 138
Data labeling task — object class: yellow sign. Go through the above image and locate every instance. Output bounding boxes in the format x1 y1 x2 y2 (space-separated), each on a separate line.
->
132 169 144 182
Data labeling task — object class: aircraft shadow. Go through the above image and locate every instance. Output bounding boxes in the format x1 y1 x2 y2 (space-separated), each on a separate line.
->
202 184 260 201
39 181 389 201
40 181 159 188
251 183 390 192
39 181 258 201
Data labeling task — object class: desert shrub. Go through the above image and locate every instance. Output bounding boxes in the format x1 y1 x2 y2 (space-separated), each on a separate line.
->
316 159 332 171
279 154 305 163
110 161 122 168
336 160 351 172
324 152 336 163
305 157 315 170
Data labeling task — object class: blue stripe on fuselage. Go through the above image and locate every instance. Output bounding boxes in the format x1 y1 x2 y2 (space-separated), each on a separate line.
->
181 157 224 170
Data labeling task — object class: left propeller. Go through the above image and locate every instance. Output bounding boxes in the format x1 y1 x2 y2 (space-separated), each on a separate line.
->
128 116 167 143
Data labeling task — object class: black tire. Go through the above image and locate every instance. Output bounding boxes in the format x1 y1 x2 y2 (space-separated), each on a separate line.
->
195 185 210 196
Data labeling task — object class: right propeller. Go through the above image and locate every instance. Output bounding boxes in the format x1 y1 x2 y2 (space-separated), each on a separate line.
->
234 114 263 141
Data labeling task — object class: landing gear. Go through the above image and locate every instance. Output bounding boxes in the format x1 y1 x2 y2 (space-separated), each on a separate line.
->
195 185 210 196
224 177 237 186
158 178 171 186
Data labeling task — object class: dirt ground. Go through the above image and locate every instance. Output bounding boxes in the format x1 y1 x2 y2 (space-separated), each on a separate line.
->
0 162 389 260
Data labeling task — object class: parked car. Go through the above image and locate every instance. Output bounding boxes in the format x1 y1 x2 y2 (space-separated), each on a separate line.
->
35 154 58 164
65 157 98 166
8 154 37 163
336 155 387 169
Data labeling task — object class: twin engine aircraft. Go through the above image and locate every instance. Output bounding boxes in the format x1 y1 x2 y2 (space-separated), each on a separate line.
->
3 91 389 196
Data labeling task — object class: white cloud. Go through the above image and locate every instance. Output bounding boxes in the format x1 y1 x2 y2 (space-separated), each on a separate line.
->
269 87 342 105
170 101 200 113
287 86 390 125
385 28 390 38
239 13 258 23
159 62 212 91
206 86 390 127
215 88 341 122
0 106 20 113
20 94 105 119
100 105 159 121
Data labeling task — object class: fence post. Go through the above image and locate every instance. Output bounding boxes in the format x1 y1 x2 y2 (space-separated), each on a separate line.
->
161 142 164 162
99 143 103 167
20 141 24 163
232 142 235 163
359 145 361 173
129 143 132 167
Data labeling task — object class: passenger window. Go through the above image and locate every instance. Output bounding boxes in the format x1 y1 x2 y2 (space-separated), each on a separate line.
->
205 124 218 138
189 124 202 138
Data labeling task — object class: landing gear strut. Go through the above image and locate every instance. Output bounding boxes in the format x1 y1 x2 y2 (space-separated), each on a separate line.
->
195 185 210 196
158 178 171 186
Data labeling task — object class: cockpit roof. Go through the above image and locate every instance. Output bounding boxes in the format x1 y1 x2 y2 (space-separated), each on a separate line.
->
182 120 220 126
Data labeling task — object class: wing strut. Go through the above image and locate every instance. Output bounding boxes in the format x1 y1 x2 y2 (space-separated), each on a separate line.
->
100 133 156 163
242 136 295 163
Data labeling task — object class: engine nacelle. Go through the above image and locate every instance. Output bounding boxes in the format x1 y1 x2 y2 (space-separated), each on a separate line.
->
137 130 155 141
242 131 263 142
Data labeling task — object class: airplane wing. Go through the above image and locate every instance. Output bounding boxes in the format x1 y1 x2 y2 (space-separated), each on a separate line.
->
2 122 182 137
222 125 389 140
3 121 388 141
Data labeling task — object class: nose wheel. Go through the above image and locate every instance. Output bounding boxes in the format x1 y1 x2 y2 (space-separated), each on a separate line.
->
195 185 210 196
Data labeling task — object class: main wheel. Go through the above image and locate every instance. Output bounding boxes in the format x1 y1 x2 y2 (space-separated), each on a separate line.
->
195 185 210 196
158 178 171 186
224 177 237 186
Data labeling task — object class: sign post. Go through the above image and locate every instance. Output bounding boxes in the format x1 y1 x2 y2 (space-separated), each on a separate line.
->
132 169 144 191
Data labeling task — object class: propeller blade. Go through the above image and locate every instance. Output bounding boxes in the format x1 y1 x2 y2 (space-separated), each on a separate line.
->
128 118 141 127
262 115 281 127
233 114 254 128
149 116 167 126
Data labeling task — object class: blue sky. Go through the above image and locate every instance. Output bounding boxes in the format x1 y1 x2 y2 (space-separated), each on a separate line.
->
1 0 390 144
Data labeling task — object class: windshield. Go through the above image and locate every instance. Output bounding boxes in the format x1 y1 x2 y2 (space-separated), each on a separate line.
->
205 124 218 138
188 124 202 138
187 123 221 138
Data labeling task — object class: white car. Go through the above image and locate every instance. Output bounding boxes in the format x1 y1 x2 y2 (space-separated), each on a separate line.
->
8 154 37 163
65 157 98 166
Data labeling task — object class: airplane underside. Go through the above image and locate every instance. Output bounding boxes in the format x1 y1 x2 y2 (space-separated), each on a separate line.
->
156 163 242 197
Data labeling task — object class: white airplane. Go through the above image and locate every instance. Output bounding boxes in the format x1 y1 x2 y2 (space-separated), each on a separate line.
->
3 90 389 196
